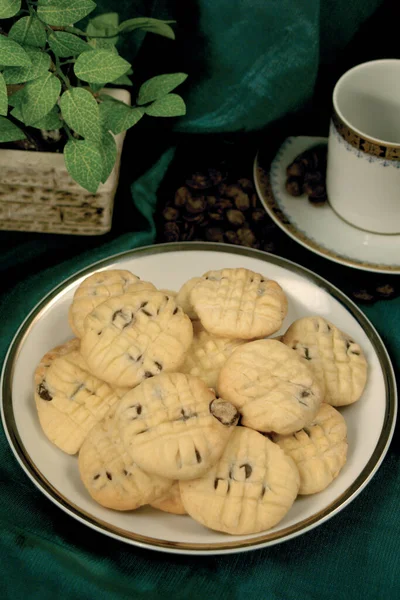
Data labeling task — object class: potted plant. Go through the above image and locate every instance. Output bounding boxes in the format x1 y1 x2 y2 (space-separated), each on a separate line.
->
0 0 187 235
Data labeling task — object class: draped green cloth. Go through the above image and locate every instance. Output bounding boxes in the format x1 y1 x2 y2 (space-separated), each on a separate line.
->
1 1 399 598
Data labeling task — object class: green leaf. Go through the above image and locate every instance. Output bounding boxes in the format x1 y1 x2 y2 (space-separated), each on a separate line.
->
86 12 119 51
8 16 47 48
0 0 21 19
86 12 119 43
31 106 62 129
9 105 24 122
37 0 96 27
88 38 118 52
137 73 187 105
2 48 51 84
0 116 25 142
145 93 186 117
74 49 130 84
99 98 143 135
64 138 103 193
0 35 32 66
60 87 101 141
7 86 25 108
118 18 175 40
11 103 62 130
20 72 61 126
48 31 91 58
109 73 132 86
89 83 104 93
88 12 119 28
98 130 117 183
0 73 7 116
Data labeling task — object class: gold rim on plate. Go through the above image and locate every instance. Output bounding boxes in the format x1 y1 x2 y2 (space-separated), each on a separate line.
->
1 242 397 554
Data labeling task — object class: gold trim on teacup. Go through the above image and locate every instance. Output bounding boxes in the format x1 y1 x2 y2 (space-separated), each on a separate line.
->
1 242 397 554
332 110 400 161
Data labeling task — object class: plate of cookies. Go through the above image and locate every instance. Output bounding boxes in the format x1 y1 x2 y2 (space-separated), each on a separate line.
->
1 242 396 555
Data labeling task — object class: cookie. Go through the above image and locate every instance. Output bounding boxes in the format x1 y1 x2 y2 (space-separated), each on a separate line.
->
159 289 177 298
150 481 187 515
218 339 323 434
175 277 203 320
69 269 156 338
282 316 368 406
189 268 287 338
180 321 246 390
114 373 240 480
179 426 300 535
272 404 348 494
78 408 173 510
34 339 120 454
80 291 193 388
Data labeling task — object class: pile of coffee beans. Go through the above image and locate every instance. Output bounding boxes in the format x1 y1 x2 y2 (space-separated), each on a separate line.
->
285 145 328 204
157 168 278 253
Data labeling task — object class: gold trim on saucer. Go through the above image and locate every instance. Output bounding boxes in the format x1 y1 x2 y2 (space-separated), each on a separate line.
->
1 243 397 555
254 153 400 273
332 110 400 161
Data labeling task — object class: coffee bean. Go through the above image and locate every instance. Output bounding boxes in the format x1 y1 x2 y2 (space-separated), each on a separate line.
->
286 177 303 197
286 160 305 178
37 382 52 401
163 206 179 221
209 398 240 426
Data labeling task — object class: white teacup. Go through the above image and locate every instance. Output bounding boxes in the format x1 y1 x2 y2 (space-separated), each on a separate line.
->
326 59 400 234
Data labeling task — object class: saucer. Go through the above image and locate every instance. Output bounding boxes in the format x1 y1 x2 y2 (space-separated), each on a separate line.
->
253 136 400 273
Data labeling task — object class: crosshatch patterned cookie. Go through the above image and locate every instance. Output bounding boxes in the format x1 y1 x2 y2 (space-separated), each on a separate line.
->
175 277 203 320
282 316 368 406
114 373 240 480
180 321 246 390
218 339 323 435
80 291 193 388
79 408 173 510
68 269 156 338
150 481 187 515
189 268 287 338
34 339 120 454
272 404 348 495
179 426 300 535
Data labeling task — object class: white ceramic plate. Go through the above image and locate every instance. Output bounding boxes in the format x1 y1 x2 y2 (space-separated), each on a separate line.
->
1 243 396 555
254 136 400 273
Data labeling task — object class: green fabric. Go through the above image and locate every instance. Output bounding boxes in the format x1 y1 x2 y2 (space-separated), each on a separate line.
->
1 0 399 598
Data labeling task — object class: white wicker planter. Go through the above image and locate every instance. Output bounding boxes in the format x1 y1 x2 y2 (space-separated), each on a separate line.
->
0 89 130 236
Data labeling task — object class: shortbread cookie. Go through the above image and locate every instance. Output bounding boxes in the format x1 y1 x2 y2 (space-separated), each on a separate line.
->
175 277 203 320
34 340 120 454
180 321 246 390
189 268 287 338
218 339 322 434
150 481 187 515
114 373 240 480
179 426 300 535
272 404 348 494
282 316 367 406
79 409 172 510
69 269 156 338
159 289 177 298
81 291 193 388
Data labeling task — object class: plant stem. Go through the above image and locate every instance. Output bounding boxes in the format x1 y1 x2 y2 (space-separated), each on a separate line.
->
63 123 74 141
54 54 70 90
8 113 40 150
